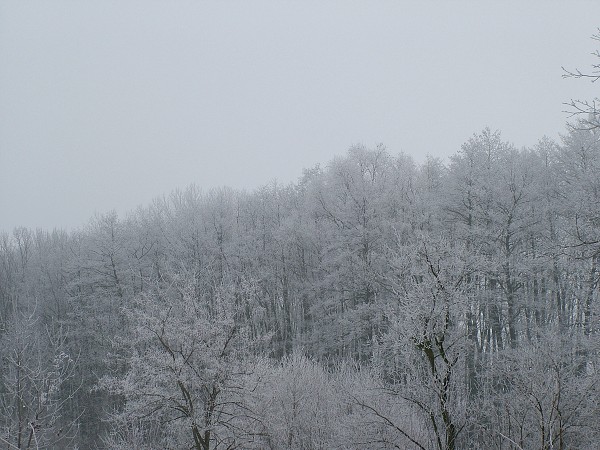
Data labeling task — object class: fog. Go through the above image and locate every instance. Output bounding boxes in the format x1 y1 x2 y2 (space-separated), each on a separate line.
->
1 1 598 232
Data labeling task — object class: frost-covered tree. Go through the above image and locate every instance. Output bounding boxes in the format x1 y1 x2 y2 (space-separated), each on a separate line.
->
0 312 79 449
471 331 600 450
370 235 474 450
100 268 263 449
251 354 342 449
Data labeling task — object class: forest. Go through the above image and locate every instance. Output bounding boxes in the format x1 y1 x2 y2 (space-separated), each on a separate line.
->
3 23 600 449
2 122 600 449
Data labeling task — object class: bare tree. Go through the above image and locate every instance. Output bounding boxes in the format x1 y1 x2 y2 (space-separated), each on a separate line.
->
563 28 600 130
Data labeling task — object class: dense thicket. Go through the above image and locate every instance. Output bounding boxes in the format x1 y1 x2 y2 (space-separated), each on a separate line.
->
1 125 600 449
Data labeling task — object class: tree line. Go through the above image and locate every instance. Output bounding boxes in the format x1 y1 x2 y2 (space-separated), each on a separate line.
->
1 125 600 449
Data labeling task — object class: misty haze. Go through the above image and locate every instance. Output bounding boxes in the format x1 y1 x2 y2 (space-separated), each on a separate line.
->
2 2 600 449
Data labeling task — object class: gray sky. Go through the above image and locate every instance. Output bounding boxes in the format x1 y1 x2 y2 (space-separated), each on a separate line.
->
1 1 599 233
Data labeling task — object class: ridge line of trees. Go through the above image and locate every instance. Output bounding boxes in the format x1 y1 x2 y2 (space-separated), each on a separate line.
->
1 125 600 448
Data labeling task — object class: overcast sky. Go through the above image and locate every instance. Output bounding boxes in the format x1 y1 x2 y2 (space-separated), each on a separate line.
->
1 2 599 233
